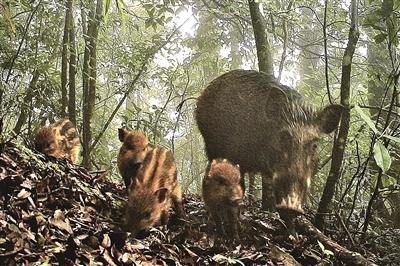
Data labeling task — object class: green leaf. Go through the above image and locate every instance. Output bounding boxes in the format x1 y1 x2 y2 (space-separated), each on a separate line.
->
381 134 400 143
381 0 393 18
354 105 378 133
387 17 399 46
373 33 387 44
381 174 397 187
145 18 152 28
317 240 334 258
324 249 334 257
104 0 111 18
317 240 325 252
374 141 392 173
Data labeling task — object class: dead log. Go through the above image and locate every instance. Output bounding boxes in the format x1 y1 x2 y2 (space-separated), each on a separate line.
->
295 216 376 266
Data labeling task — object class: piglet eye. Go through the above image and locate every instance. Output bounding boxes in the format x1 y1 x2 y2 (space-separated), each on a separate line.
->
144 211 151 219
312 143 318 151
310 142 318 153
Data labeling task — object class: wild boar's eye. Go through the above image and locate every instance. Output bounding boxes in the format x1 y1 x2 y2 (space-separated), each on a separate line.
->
307 141 318 154
143 211 151 220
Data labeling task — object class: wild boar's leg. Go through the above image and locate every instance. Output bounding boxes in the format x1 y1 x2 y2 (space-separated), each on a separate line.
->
160 210 170 225
212 211 225 237
226 207 240 240
240 168 246 195
262 173 275 211
171 184 185 218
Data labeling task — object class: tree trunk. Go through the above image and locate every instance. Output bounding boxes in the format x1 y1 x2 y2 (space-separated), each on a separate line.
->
67 0 76 125
230 24 241 70
61 1 70 117
248 172 256 205
82 0 103 169
82 1 92 169
14 70 40 135
315 0 359 229
248 0 274 75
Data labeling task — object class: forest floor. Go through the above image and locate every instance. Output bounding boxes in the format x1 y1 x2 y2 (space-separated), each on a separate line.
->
0 142 397 265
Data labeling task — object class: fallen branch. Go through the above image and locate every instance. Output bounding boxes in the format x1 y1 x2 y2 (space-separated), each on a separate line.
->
295 216 375 265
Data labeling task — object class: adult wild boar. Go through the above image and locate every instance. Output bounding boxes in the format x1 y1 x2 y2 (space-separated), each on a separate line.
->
195 69 343 214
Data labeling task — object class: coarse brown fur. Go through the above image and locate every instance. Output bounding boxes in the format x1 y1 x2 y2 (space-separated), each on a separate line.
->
34 119 80 164
117 128 154 188
125 146 184 235
196 69 343 214
202 159 243 239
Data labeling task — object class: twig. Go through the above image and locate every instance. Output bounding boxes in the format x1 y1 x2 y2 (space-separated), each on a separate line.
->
296 216 375 265
323 0 332 104
335 211 355 246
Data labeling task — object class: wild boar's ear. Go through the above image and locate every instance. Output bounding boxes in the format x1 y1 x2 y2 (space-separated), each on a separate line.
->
316 104 344 134
118 128 127 142
155 188 169 203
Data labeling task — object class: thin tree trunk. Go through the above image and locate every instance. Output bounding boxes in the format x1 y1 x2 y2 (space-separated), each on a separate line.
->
14 70 40 134
277 1 292 82
248 0 274 75
61 2 69 117
82 0 103 169
81 1 92 168
230 24 241 70
248 172 256 205
315 0 359 229
68 0 76 125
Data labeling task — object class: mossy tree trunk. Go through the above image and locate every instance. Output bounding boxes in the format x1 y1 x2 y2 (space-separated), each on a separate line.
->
82 0 103 169
248 0 274 76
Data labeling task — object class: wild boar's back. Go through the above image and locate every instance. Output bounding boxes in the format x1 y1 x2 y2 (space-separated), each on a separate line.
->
195 69 316 175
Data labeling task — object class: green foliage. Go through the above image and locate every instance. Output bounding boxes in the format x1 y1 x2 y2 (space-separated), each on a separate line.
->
373 141 392 173
317 240 334 259
354 105 378 133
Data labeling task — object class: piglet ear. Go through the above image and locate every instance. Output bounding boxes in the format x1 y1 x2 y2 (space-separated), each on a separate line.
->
230 196 243 206
155 187 169 203
316 104 344 134
118 128 128 142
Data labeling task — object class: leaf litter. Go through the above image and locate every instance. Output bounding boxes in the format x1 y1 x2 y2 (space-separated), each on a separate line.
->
0 142 385 265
